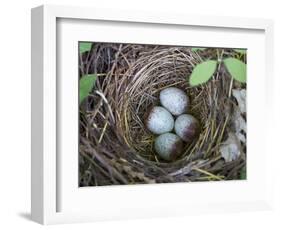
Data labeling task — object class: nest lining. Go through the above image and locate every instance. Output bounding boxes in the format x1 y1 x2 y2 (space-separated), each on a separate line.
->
79 44 246 186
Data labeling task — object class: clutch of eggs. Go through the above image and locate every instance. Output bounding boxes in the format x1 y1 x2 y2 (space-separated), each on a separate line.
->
145 87 199 161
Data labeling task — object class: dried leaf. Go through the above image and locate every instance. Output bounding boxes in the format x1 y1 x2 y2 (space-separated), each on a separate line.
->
232 105 246 143
231 89 247 143
233 108 246 134
232 89 246 114
236 132 246 143
220 133 241 162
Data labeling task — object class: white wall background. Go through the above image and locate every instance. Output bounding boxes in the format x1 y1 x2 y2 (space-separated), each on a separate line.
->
0 0 280 229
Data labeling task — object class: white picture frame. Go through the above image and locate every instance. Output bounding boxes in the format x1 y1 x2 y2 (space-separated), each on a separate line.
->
31 5 274 225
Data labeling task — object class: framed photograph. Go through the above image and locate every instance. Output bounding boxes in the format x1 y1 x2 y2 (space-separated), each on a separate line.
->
31 5 274 225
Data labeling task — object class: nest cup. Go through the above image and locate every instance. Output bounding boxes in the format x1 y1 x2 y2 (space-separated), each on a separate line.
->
118 49 205 163
80 44 240 186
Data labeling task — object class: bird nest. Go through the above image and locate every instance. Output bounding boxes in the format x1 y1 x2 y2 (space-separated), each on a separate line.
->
79 43 246 186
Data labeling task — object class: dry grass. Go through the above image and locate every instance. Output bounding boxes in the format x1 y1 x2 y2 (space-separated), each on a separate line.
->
79 43 246 186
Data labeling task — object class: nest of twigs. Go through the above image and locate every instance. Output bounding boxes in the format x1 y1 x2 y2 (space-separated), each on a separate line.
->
79 43 246 186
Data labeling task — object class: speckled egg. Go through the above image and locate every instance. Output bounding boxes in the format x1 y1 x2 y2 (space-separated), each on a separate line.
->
174 114 200 142
160 87 189 116
146 106 174 135
154 133 183 161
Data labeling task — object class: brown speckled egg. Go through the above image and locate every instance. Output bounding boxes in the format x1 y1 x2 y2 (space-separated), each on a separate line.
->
154 133 183 161
174 114 200 142
146 106 174 135
160 87 189 116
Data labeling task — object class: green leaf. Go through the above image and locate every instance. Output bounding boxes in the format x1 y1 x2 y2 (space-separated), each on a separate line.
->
79 74 97 104
234 49 247 54
191 47 206 52
240 166 246 180
224 58 246 83
79 42 92 54
189 60 218 86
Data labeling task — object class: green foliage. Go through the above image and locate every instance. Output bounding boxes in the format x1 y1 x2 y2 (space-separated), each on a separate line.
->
234 49 247 54
191 47 206 52
79 74 97 104
240 166 246 180
189 60 217 86
188 47 247 87
79 42 92 54
224 58 246 83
